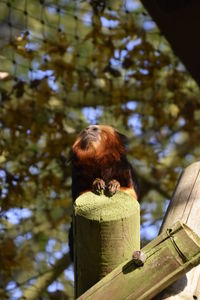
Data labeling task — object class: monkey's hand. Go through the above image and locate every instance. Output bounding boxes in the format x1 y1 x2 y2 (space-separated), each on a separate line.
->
107 179 120 196
92 178 106 195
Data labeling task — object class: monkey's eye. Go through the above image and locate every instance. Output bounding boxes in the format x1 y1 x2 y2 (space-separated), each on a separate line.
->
84 125 99 134
88 125 98 131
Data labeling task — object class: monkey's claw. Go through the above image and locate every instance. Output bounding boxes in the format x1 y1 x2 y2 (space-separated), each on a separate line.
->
92 178 106 195
107 179 120 196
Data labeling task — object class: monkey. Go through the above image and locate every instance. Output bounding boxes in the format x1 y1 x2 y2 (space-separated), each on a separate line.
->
70 124 139 200
69 124 139 260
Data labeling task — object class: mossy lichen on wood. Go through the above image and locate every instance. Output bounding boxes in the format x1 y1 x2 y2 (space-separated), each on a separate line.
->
74 191 140 297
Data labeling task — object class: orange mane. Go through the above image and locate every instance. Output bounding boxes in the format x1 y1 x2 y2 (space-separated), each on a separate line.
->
72 125 125 165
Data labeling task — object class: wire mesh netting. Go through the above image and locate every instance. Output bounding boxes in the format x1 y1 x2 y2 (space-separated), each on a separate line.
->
0 0 167 110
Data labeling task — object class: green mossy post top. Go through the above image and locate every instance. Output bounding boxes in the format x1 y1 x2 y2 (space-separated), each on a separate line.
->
74 191 139 222
74 191 140 297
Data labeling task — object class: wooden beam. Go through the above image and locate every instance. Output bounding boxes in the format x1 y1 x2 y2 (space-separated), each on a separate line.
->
141 0 200 85
155 161 200 299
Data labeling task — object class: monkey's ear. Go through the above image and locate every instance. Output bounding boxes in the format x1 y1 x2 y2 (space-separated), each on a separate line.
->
67 149 74 164
117 131 128 147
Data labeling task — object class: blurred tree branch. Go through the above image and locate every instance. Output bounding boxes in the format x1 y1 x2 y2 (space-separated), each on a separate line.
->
21 253 72 300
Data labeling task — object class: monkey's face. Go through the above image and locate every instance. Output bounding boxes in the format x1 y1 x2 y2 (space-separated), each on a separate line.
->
80 125 101 149
72 125 125 163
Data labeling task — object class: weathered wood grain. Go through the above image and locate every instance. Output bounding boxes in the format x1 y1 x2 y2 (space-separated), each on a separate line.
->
156 161 200 300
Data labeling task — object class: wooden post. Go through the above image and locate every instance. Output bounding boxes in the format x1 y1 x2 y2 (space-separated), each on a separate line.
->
154 161 200 300
74 191 140 298
77 221 200 300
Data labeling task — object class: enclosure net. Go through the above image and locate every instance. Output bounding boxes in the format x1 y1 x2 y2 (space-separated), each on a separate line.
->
0 1 184 299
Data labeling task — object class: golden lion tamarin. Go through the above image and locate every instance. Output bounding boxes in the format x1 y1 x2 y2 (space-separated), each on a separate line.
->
69 125 139 260
70 124 138 200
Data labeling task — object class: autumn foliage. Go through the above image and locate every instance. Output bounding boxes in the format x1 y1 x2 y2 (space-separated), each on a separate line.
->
0 0 200 299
